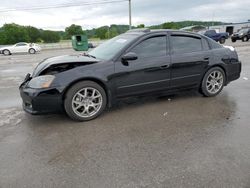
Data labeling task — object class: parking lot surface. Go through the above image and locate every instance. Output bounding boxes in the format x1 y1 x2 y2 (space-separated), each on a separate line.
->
0 41 250 188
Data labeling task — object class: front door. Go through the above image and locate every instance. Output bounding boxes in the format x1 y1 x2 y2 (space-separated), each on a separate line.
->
15 43 29 53
114 34 171 98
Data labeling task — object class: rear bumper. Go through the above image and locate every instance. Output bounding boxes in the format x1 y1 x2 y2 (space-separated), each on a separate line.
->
225 61 242 84
19 85 63 115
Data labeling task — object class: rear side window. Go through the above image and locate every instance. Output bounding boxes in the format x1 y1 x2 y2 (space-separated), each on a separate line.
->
202 39 210 51
171 35 202 54
208 38 223 49
130 36 167 59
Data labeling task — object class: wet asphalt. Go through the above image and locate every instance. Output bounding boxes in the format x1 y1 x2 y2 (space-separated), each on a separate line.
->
0 41 250 188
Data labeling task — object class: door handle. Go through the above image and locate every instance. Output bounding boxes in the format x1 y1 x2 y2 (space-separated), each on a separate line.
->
160 64 170 69
204 57 210 61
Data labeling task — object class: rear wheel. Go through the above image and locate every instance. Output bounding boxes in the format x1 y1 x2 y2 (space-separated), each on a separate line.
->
219 37 226 44
64 81 107 121
231 39 236 43
29 48 36 54
3 49 11 56
201 67 225 97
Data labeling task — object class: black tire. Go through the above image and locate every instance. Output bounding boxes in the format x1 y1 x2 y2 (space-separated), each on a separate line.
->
3 49 11 56
29 48 36 54
242 36 248 42
219 37 226 44
64 81 107 121
231 39 236 43
201 67 226 97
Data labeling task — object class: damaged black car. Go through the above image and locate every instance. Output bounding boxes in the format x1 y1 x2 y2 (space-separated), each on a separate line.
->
20 29 241 121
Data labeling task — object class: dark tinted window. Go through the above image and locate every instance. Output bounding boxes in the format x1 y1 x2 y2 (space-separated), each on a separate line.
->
171 35 202 54
130 36 167 59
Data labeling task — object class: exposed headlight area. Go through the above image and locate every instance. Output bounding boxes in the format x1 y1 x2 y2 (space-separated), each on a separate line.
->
28 75 55 89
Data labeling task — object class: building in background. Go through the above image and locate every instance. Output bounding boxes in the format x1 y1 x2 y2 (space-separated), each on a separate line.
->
209 21 250 35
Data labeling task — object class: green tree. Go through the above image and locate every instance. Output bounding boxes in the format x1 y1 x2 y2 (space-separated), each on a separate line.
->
41 30 60 43
65 24 85 39
162 22 178 29
95 26 109 39
0 23 29 44
137 24 145 28
0 29 6 44
26 26 41 42
105 27 118 39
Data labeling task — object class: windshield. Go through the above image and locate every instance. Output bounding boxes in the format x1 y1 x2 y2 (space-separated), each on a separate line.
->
239 29 248 34
88 34 138 60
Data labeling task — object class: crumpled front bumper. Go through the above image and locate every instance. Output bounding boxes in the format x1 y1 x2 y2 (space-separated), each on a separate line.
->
19 83 63 115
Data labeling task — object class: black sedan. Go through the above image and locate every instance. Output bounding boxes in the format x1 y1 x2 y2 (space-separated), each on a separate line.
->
20 29 241 121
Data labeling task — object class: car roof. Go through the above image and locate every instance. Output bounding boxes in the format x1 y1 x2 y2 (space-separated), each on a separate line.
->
126 28 203 38
15 42 28 44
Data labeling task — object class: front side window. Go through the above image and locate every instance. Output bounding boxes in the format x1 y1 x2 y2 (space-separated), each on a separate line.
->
171 35 202 54
130 36 167 59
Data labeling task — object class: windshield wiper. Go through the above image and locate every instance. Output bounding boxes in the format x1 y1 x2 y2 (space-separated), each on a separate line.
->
82 52 96 59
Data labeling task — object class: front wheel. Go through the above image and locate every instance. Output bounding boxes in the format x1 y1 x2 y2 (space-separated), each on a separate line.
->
242 36 248 42
231 39 236 43
201 67 225 97
64 81 107 121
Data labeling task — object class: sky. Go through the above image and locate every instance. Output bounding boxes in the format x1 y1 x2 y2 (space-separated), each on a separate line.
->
0 0 249 30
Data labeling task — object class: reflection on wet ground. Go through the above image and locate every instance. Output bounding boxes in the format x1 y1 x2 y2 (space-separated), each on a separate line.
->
0 44 250 188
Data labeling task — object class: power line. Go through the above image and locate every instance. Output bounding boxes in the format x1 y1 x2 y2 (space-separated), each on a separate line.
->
0 0 128 12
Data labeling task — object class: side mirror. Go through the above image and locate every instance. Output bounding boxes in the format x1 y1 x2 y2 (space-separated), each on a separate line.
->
122 52 138 61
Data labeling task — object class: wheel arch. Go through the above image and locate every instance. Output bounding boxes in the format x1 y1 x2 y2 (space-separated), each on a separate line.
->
62 77 112 107
3 49 11 54
200 65 227 88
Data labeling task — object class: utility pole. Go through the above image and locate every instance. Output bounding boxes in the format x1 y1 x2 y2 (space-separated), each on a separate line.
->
129 0 132 30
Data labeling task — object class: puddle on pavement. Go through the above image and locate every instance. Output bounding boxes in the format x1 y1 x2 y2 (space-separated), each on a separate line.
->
0 108 23 127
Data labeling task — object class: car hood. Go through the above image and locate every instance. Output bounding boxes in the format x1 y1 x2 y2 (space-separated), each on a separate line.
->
32 54 100 77
233 32 240 35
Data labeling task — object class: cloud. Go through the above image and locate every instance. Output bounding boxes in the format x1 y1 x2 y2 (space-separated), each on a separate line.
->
0 0 249 30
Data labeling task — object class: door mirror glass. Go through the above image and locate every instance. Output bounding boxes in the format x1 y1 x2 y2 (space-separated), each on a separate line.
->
122 52 138 61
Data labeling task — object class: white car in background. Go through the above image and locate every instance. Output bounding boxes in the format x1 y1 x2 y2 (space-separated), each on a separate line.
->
0 42 41 55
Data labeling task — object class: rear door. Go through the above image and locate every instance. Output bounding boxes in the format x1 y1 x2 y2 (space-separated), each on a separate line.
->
114 33 171 97
170 33 211 89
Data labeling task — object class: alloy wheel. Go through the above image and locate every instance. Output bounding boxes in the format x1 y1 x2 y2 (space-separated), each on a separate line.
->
206 70 224 94
71 87 103 118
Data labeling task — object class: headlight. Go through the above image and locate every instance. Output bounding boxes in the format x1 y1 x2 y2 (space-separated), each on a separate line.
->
28 75 55 89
